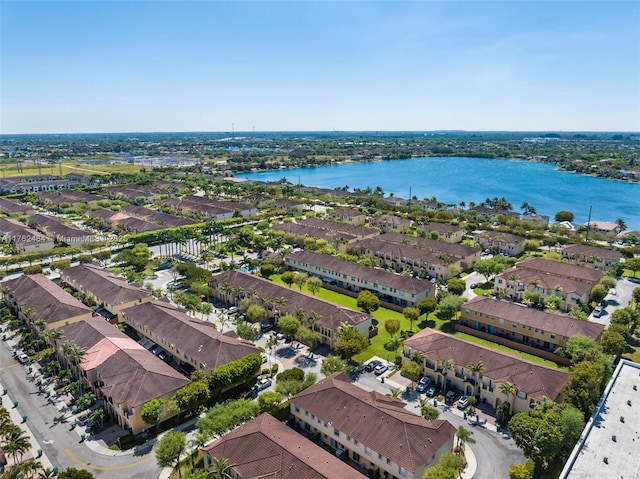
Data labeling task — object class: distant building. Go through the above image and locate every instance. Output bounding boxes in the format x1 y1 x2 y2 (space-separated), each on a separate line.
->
583 221 619 235
473 230 527 256
422 222 465 243
0 218 54 253
561 244 622 270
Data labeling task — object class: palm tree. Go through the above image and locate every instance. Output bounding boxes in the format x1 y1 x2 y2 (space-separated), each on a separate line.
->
616 218 627 232
389 387 402 398
2 425 31 465
410 349 425 366
455 426 475 456
209 456 235 479
499 382 518 416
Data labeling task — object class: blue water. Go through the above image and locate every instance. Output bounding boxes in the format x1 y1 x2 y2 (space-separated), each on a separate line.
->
237 157 640 229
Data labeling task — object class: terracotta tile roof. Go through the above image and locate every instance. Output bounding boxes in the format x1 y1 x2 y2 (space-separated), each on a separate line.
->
213 271 371 330
63 318 190 407
355 237 458 267
272 222 354 243
31 213 93 240
424 222 464 234
561 244 622 262
404 329 569 401
290 373 456 473
371 232 480 258
515 257 604 283
463 297 605 340
121 301 259 370
61 264 151 306
286 250 434 295
203 413 367 479
473 230 526 244
0 218 52 247
496 268 593 297
3 274 91 324
300 217 377 239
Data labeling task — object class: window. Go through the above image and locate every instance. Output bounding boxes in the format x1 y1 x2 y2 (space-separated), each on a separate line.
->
354 439 359 446
378 453 383 460
294 406 300 413
364 446 372 456
387 458 391 465
334 428 340 437
399 466 407 477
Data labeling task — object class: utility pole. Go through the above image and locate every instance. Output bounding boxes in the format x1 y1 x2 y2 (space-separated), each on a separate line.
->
585 205 592 242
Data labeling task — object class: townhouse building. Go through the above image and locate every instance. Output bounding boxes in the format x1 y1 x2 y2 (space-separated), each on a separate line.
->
369 214 412 233
3 274 93 329
211 271 372 347
422 222 465 243
290 373 456 479
473 230 527 256
0 218 54 253
403 329 570 415
60 264 153 321
203 413 368 479
494 257 604 312
285 250 434 309
560 244 622 270
61 317 190 434
29 213 97 245
121 301 259 377
329 208 367 225
458 297 604 363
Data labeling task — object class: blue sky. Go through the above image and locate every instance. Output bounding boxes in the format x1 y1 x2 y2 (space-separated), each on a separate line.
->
1 1 638 134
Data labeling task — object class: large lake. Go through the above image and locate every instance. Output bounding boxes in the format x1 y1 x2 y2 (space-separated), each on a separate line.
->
236 157 640 229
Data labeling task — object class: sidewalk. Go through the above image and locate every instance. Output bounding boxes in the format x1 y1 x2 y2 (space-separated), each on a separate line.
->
0 379 54 472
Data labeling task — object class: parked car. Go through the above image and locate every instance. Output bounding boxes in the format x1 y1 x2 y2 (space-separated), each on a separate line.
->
374 363 389 376
593 306 603 318
457 395 470 410
445 390 458 404
469 283 478 289
416 376 432 393
365 360 382 372
426 385 439 397
254 378 272 392
17 353 29 364
261 353 268 363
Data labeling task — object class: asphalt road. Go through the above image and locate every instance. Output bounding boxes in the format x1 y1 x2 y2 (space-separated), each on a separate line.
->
355 372 526 479
0 338 161 479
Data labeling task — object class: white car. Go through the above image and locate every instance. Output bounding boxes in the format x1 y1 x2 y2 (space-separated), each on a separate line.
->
374 363 389 376
17 353 29 364
254 378 272 392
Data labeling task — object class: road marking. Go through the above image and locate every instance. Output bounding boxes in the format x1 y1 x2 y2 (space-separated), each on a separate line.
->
0 363 18 372
65 448 154 470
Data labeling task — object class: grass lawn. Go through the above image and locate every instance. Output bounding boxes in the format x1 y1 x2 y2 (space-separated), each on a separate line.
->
269 274 567 370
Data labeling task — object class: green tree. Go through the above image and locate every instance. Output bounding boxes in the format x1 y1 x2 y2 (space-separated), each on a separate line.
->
292 272 309 291
334 323 368 361
357 290 380 314
508 413 562 475
321 355 349 376
174 381 209 414
447 278 466 296
401 361 420 387
257 391 283 414
384 336 402 362
294 326 321 347
455 426 475 455
245 304 267 324
563 335 604 364
56 468 96 479
281 271 296 288
403 306 421 332
306 277 323 295
543 294 562 312
554 210 575 222
384 318 400 336
278 315 301 339
417 297 437 319
208 457 235 479
141 398 164 432
599 329 626 356
436 295 465 321
155 431 186 478
565 360 607 420
236 322 255 340
509 463 533 479
590 284 608 305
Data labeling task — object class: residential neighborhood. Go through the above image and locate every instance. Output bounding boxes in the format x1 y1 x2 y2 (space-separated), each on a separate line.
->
0 169 638 479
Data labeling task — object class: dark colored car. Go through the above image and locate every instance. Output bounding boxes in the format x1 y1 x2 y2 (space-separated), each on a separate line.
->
445 390 458 404
365 360 382 372
416 376 432 393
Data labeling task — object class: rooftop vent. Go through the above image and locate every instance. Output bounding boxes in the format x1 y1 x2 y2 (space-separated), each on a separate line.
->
603 457 608 464
620 416 625 423
628 400 632 406
612 435 617 442
635 385 638 391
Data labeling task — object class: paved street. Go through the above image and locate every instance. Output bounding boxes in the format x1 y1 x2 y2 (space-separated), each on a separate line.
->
0 335 161 479
590 276 637 327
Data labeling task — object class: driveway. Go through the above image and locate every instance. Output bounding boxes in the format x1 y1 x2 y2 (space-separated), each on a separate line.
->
590 276 636 327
